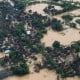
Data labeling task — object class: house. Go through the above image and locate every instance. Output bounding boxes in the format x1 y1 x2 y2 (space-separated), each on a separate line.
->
4 50 10 54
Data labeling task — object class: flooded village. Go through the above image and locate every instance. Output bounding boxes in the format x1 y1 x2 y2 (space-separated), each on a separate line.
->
0 0 80 80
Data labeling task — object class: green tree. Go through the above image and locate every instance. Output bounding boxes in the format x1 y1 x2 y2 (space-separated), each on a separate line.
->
11 63 29 75
51 19 63 31
69 23 76 28
62 15 73 22
53 41 60 48
13 0 31 10
76 19 80 24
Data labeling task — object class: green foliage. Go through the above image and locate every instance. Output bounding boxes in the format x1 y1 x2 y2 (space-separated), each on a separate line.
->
51 22 63 31
9 49 26 64
30 12 49 30
0 0 80 78
30 45 40 53
0 29 6 40
31 56 37 61
13 0 30 10
71 41 80 52
11 63 29 75
34 31 43 39
76 19 80 24
52 0 59 2
44 1 80 16
69 22 76 28
53 41 60 48
51 18 63 31
14 22 26 36
62 15 73 22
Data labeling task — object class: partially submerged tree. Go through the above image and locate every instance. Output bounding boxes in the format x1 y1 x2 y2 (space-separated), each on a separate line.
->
53 41 60 48
11 63 29 75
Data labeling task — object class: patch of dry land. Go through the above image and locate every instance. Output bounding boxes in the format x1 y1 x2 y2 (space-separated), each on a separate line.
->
3 71 80 80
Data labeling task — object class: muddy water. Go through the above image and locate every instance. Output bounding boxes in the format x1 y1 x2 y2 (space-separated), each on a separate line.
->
41 28 80 46
53 9 80 18
4 69 57 80
4 70 80 80
67 0 80 2
41 9 80 47
25 3 48 16
0 53 6 58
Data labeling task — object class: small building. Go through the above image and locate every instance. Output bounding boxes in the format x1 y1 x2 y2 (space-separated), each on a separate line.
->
4 50 10 54
26 30 31 35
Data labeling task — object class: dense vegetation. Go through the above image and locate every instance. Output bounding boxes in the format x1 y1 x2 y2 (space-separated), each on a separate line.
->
76 19 80 24
43 41 80 77
62 15 73 22
51 18 63 31
11 63 29 75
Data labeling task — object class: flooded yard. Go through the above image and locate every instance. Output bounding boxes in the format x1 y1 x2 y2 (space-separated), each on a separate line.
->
0 0 14 6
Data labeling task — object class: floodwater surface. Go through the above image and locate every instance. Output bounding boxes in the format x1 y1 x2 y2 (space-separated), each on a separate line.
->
41 28 80 46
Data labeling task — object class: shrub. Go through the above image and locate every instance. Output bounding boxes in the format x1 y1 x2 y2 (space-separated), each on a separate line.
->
62 15 73 22
69 22 76 28
51 18 63 31
51 22 63 31
11 63 29 75
76 19 80 24
53 41 60 48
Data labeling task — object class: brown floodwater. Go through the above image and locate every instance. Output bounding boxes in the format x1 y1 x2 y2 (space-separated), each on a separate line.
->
25 3 48 16
4 70 80 80
41 28 80 46
0 53 6 58
4 69 57 80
